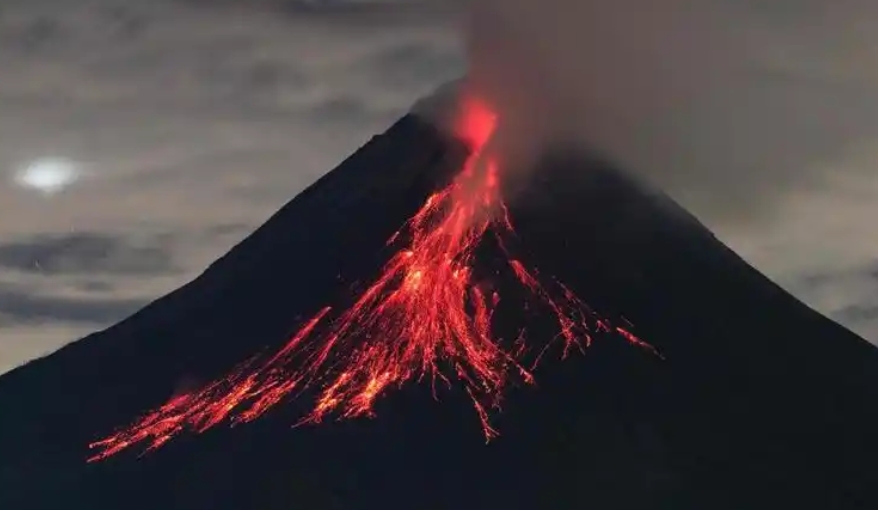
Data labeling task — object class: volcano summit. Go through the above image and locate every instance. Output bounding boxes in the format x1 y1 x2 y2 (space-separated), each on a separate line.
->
0 88 877 510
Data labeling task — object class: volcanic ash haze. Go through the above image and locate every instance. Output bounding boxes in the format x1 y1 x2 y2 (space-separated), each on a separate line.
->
466 0 878 223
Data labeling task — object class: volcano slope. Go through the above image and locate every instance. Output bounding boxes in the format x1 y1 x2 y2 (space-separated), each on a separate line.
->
1 112 877 510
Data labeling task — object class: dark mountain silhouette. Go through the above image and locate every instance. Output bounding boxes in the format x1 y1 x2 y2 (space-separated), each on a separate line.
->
1 111 877 510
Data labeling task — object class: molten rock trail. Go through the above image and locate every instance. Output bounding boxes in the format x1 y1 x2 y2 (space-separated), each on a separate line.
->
88 96 656 462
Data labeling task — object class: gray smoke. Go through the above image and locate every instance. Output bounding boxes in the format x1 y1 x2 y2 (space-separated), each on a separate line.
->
464 0 878 223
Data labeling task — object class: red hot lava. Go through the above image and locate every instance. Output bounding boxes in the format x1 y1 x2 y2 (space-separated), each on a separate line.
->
88 96 657 462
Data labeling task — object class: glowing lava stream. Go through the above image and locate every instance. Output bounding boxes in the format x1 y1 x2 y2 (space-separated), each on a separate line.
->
88 96 658 462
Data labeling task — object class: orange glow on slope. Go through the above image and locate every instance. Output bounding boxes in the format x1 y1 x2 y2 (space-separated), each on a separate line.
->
88 96 657 462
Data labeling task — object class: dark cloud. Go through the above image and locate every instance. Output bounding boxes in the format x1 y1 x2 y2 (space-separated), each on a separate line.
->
0 232 176 276
792 263 876 292
301 96 396 127
80 40 315 110
367 41 464 92
837 304 878 324
73 281 117 293
202 223 254 240
778 261 878 341
96 4 152 41
0 287 146 326
280 0 411 12
6 15 65 53
274 0 459 24
0 4 152 55
164 0 458 30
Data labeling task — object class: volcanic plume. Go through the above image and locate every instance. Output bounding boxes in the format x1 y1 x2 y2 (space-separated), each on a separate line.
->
88 95 656 462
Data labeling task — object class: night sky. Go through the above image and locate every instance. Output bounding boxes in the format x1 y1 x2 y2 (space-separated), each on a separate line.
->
1 0 876 374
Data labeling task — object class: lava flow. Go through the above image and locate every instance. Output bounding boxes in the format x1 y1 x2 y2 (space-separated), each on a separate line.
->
88 95 657 462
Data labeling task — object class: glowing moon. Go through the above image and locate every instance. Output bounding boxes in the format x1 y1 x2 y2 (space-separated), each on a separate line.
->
14 157 81 194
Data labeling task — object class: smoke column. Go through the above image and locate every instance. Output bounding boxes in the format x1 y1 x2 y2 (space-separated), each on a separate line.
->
464 0 878 223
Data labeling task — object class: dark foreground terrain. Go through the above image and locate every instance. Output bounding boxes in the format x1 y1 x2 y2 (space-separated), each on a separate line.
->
1 114 876 510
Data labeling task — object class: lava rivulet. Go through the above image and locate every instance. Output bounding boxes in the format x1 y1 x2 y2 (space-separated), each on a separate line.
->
88 96 657 462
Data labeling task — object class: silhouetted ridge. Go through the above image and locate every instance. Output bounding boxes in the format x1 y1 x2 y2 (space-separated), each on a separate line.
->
0 113 876 510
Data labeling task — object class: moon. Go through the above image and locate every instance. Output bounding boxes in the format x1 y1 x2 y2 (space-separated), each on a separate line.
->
13 157 82 195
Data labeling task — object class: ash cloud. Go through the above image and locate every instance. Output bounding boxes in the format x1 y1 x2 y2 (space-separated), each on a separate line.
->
464 0 878 223
0 287 147 326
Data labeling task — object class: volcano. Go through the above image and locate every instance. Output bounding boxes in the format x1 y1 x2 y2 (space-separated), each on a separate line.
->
1 90 877 510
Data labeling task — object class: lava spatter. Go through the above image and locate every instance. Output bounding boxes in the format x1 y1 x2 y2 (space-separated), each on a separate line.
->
88 96 656 462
